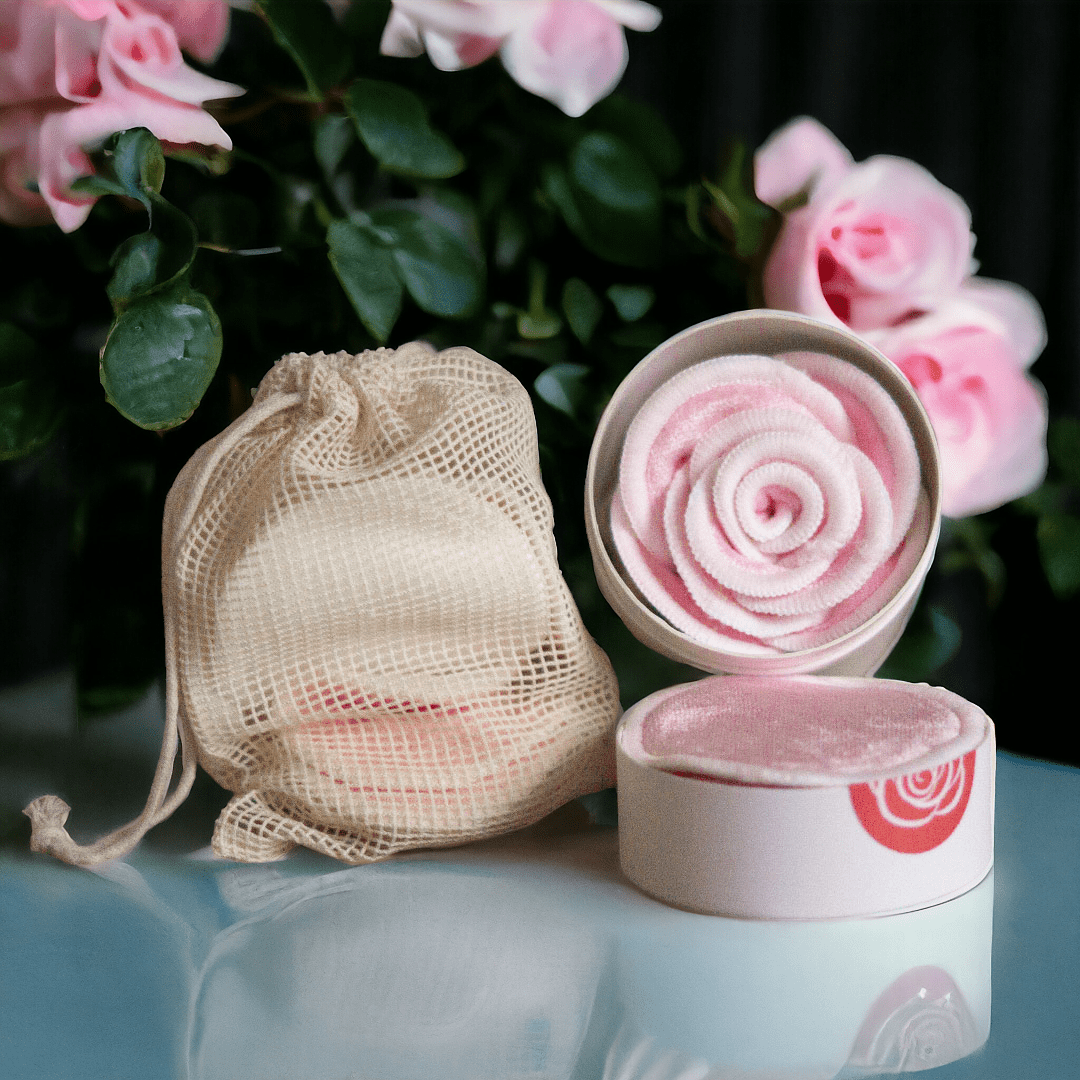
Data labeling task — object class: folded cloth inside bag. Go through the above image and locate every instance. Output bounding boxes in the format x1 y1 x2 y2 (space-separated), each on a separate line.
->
611 350 930 655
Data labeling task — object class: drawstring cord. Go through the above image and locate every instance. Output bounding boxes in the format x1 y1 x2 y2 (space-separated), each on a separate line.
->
23 392 304 867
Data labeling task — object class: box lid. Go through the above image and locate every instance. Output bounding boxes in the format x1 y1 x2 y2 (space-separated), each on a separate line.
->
585 310 942 678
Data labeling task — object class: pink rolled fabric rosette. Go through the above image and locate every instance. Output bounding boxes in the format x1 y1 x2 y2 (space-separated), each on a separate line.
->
609 346 931 658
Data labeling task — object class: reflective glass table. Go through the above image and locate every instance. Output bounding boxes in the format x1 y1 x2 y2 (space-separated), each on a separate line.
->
2 675 1078 1079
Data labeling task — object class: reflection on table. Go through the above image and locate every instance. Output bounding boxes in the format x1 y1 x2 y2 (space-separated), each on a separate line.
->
9 687 1080 1080
3 826 989 1080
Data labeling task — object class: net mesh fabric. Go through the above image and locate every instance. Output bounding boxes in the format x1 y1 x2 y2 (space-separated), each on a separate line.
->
166 344 619 863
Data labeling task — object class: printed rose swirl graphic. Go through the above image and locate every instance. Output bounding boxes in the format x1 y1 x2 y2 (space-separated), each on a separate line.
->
610 351 928 654
850 751 976 854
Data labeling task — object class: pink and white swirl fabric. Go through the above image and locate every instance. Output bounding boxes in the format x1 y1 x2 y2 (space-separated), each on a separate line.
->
610 351 929 654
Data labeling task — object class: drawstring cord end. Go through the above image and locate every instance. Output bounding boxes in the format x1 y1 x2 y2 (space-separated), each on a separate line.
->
24 795 90 866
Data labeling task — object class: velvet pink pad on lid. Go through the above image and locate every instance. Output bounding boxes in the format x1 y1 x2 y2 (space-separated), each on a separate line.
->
611 350 931 657
621 675 988 787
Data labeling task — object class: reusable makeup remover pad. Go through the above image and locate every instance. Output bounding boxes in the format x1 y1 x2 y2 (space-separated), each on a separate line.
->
587 310 942 676
611 350 930 655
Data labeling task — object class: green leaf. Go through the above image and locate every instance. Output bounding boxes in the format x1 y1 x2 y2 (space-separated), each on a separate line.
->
541 162 587 236
107 194 198 310
571 132 661 216
494 208 527 270
314 113 355 179
937 515 1007 608
535 363 589 418
704 141 776 260
100 285 222 430
567 132 661 267
110 127 165 199
69 174 129 199
346 78 463 178
562 278 603 345
78 128 201 313
587 95 682 180
257 0 350 96
877 604 962 682
369 208 483 318
1037 513 1080 599
1048 416 1080 488
518 310 562 339
108 232 167 309
327 219 403 342
0 323 60 460
71 128 166 210
607 284 655 322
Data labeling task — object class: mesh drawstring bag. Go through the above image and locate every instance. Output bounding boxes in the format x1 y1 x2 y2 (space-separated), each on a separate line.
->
26 344 620 865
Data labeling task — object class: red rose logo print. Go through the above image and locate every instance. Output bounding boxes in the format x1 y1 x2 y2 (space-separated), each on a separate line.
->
849 751 976 853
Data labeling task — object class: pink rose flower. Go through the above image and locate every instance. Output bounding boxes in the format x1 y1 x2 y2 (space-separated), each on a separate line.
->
757 117 974 333
380 0 661 118
0 0 240 232
0 102 54 225
756 117 1049 516
867 281 1048 518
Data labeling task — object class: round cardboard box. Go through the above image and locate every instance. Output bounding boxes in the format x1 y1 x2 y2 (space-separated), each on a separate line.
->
616 676 994 919
585 310 994 919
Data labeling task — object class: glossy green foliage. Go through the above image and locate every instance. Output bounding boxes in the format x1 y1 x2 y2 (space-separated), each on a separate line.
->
347 79 464 178
327 219 402 342
557 132 663 267
257 0 350 96
100 287 222 430
106 196 198 310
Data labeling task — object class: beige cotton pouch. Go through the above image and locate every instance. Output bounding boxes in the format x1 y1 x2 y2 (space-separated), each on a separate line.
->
26 344 620 865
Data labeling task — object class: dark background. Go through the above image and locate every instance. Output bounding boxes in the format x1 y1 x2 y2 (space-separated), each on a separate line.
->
2 0 1078 765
